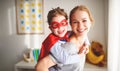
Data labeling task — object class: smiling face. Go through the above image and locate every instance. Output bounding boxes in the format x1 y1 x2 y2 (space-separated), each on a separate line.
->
70 10 91 37
49 15 68 37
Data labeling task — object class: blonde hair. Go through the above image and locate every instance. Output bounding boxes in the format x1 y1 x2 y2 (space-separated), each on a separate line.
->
69 5 94 24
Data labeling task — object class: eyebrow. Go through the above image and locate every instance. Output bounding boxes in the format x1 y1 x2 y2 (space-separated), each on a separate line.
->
82 17 88 19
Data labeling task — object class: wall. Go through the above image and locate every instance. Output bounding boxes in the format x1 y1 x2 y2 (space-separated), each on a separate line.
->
108 0 120 71
0 0 107 71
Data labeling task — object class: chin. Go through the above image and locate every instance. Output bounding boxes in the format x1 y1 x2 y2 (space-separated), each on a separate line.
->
59 34 65 37
59 35 65 37
77 33 87 37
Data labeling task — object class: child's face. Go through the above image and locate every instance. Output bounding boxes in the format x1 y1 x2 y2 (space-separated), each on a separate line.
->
70 10 91 37
49 15 68 37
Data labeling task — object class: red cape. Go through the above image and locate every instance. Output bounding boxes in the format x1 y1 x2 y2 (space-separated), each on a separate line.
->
38 32 69 61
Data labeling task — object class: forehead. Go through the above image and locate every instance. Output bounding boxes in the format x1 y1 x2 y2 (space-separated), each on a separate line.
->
52 15 66 22
71 10 89 20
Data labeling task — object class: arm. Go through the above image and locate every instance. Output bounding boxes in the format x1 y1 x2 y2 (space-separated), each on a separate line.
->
50 41 83 65
35 55 56 71
79 36 90 54
50 36 90 65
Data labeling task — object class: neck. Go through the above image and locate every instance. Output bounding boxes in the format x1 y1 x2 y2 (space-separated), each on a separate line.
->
75 34 86 41
76 36 85 46
70 33 86 47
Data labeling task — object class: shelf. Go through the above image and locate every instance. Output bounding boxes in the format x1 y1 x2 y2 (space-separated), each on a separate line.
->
15 60 107 71
84 62 107 71
15 60 36 71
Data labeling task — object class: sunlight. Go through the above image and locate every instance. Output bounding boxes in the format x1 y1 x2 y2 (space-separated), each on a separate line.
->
24 35 42 49
33 35 41 49
8 8 13 35
23 0 42 49
23 0 44 49
24 35 31 49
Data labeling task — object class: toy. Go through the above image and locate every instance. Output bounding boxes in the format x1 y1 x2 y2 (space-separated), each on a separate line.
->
23 49 34 62
86 41 106 67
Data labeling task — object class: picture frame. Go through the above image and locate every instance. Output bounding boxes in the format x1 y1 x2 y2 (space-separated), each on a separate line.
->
16 0 44 34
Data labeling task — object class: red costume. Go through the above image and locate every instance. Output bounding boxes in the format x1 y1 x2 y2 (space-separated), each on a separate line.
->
38 32 69 61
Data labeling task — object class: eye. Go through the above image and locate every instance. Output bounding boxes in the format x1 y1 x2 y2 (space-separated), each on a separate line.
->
52 23 58 27
72 21 79 24
61 22 67 26
82 19 87 22
50 22 59 29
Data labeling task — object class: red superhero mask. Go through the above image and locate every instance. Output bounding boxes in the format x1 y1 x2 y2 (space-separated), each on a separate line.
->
49 19 68 29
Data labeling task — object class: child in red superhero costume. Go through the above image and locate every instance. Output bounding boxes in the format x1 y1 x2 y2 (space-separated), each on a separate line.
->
36 7 70 71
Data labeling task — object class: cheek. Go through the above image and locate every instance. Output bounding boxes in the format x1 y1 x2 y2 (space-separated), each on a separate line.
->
71 26 76 32
51 29 57 33
88 24 91 29
71 24 76 29
64 25 68 29
86 23 91 28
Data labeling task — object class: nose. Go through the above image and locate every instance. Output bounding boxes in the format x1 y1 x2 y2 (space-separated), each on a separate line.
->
58 25 63 30
78 22 84 29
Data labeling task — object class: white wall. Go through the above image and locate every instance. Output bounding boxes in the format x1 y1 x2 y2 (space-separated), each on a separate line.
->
0 0 107 71
108 0 120 71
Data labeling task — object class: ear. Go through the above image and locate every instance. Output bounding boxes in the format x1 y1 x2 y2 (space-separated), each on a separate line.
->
49 26 52 31
99 44 103 48
92 41 94 44
49 26 50 29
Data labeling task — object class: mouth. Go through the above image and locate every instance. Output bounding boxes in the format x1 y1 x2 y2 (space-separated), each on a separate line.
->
77 29 86 34
58 30 65 34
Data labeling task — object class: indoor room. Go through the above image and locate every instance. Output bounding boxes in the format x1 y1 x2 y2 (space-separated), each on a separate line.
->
0 0 120 71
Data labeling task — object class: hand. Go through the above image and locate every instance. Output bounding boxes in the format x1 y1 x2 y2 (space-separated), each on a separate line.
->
78 44 89 54
84 47 89 54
